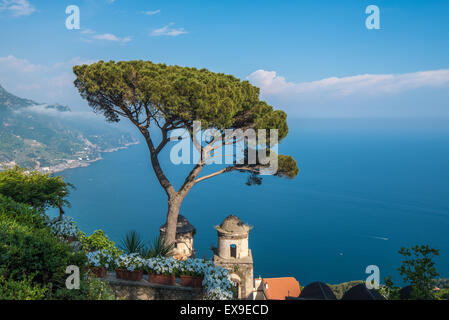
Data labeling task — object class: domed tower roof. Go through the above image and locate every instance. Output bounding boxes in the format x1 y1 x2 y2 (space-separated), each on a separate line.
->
160 215 196 235
215 214 252 235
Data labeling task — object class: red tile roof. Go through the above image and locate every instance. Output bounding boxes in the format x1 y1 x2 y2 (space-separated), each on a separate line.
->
263 277 301 300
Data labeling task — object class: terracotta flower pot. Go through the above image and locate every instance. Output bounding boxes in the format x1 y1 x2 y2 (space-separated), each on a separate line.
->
148 273 176 285
180 275 203 288
115 269 143 281
87 266 107 278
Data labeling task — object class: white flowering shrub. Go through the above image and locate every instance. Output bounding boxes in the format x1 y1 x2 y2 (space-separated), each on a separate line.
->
145 256 181 275
115 253 146 272
86 250 115 269
179 258 208 277
178 258 233 300
47 216 79 238
202 264 233 300
112 252 234 299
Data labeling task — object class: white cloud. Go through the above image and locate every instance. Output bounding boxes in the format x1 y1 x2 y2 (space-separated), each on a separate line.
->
0 55 45 73
79 28 132 44
17 104 104 120
247 69 449 118
92 33 131 43
143 9 160 15
247 69 449 98
0 55 96 110
151 23 188 37
81 28 95 35
0 0 35 17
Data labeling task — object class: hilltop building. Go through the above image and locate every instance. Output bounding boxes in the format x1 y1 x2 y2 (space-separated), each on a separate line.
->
212 214 254 299
160 215 196 260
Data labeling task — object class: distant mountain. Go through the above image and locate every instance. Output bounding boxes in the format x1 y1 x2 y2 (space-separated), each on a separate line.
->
0 84 37 110
0 84 138 172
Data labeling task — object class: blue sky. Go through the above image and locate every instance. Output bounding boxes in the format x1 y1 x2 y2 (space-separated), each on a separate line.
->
1 0 448 118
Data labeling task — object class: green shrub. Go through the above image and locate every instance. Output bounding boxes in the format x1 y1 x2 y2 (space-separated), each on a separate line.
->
52 277 115 300
80 229 122 258
0 275 49 300
0 212 85 285
0 193 114 300
0 194 48 229
0 195 86 291
435 288 449 300
0 166 73 218
328 280 364 299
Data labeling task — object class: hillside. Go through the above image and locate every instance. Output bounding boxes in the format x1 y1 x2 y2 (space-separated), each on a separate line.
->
0 84 138 172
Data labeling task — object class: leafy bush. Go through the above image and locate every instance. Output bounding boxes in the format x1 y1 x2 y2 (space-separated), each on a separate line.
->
52 277 115 300
435 288 449 300
0 166 73 217
0 275 49 300
0 194 48 229
383 244 440 300
0 212 85 285
80 229 122 258
0 195 85 293
0 183 117 300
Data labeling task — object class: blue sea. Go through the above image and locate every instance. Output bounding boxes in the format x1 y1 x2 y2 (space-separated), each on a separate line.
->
51 119 449 286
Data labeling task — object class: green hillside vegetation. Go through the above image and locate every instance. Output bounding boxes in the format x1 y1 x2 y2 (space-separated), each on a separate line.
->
0 84 137 170
0 84 37 110
328 281 365 299
0 168 115 300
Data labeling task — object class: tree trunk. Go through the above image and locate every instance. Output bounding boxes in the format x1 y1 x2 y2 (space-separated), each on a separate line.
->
164 197 182 245
58 206 64 221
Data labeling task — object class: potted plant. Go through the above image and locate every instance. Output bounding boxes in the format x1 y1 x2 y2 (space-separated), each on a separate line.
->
114 253 145 281
146 257 178 285
179 259 205 288
86 250 113 278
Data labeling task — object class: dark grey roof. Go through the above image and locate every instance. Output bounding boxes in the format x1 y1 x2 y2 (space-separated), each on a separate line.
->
297 282 337 300
160 215 196 235
399 285 413 300
341 284 385 300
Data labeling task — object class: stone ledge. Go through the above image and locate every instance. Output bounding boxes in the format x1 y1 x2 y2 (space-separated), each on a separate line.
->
103 272 204 300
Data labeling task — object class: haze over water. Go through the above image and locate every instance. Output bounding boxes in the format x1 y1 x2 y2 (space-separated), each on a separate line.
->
53 118 449 285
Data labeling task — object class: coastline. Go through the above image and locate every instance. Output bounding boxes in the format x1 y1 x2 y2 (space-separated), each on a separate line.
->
0 140 141 174
43 140 140 174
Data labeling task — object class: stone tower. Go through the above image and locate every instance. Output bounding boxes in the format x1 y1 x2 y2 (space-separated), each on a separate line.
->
160 215 196 260
213 214 254 299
